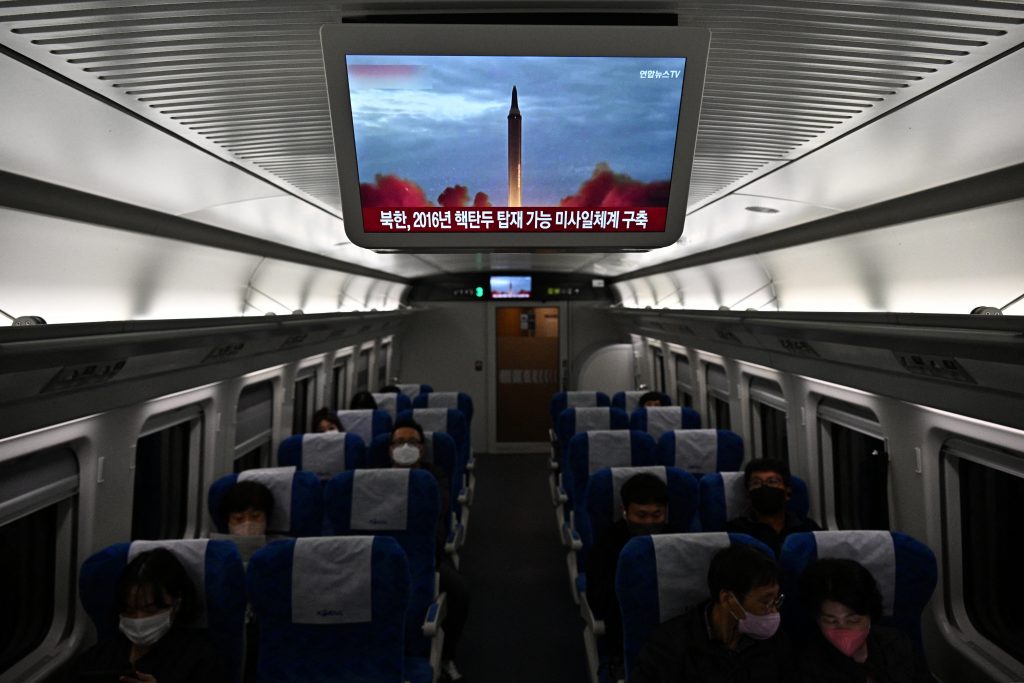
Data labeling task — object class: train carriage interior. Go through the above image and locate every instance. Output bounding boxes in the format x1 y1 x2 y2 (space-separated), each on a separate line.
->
1 2 1023 682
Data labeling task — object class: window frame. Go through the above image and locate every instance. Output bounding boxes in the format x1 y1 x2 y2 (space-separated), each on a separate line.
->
0 447 78 681
817 400 890 530
233 381 275 470
332 353 353 411
941 438 1024 672
705 363 730 430
355 342 374 393
377 338 393 389
673 352 694 408
134 406 204 540
749 377 788 462
292 365 319 436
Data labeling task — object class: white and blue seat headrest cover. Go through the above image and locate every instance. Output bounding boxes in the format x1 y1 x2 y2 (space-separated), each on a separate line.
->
413 408 448 432
575 407 610 433
291 536 374 624
351 469 410 531
372 393 398 418
567 391 598 408
586 430 633 475
672 429 718 472
720 471 748 519
128 539 210 626
611 466 667 522
238 466 295 533
814 530 896 616
427 392 459 409
653 532 731 623
301 432 348 478
645 407 683 438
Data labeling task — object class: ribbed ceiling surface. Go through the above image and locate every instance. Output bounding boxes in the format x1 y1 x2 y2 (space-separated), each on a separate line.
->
2 1 1022 215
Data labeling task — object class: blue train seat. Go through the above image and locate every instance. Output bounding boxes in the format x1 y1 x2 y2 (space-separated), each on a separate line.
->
372 392 413 419
615 532 775 681
698 471 810 532
656 429 744 475
79 539 246 683
246 535 413 683
779 530 937 648
336 408 393 448
323 469 444 671
277 432 367 480
611 390 672 414
396 383 433 400
629 406 702 440
413 391 474 425
550 391 611 426
208 466 323 537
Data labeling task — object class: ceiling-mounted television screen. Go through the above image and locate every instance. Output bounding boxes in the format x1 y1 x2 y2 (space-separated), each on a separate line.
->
490 275 532 300
321 23 709 251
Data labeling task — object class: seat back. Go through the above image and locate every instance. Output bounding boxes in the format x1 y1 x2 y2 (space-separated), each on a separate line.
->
549 391 611 425
368 431 460 533
399 408 470 491
336 409 393 447
277 432 367 480
616 532 774 680
246 535 409 682
611 391 672 414
323 469 439 658
629 406 701 440
208 466 323 537
396 383 432 400
371 392 412 419
698 471 810 532
79 539 246 682
413 391 474 424
779 530 937 647
656 429 743 475
566 430 658 539
583 466 700 549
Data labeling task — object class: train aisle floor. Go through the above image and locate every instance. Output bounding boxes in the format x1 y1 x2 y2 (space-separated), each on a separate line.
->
456 453 590 683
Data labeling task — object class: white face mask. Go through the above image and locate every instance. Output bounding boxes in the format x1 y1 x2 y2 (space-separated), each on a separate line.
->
391 443 421 466
119 610 173 646
229 519 267 537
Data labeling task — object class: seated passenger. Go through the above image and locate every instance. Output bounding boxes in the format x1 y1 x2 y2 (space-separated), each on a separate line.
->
389 419 469 683
587 473 668 678
632 544 792 683
379 384 401 393
311 406 343 433
797 558 929 683
724 458 820 556
637 391 664 408
72 548 226 683
349 390 378 410
219 480 273 538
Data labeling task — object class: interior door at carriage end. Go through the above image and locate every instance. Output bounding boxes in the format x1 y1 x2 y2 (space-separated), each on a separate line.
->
496 306 560 442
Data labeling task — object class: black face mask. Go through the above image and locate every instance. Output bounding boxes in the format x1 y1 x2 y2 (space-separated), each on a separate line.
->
749 486 786 515
626 521 667 537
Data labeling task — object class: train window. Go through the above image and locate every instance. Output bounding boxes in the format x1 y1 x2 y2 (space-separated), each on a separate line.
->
945 440 1024 664
674 353 694 408
132 413 202 541
818 400 888 530
332 357 350 411
652 346 666 392
749 378 788 463
706 364 730 429
291 371 317 436
377 341 391 389
235 381 274 471
356 347 371 392
0 447 77 677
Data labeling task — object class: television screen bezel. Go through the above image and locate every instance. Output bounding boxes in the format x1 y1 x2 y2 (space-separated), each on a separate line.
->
321 22 709 252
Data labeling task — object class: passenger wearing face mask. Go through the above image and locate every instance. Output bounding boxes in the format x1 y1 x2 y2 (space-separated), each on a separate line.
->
724 459 821 557
632 544 793 683
587 473 669 679
389 419 471 683
72 548 225 683
311 406 343 433
797 558 929 683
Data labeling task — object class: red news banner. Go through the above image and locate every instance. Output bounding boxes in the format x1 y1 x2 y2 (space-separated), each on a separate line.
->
363 207 667 233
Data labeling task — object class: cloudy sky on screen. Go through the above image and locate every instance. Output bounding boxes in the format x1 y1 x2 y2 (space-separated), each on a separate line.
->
347 55 686 206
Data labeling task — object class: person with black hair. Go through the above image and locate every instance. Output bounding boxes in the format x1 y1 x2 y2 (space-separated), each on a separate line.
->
724 458 821 556
587 473 669 678
349 390 378 410
797 558 929 683
637 391 665 408
311 407 343 433
379 384 401 393
388 418 470 683
632 544 793 683
217 480 274 537
72 548 226 683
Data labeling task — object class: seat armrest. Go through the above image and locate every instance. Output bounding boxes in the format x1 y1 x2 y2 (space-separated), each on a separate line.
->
422 591 448 637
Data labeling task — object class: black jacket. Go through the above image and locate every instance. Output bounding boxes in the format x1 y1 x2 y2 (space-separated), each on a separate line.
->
72 627 226 683
796 626 930 683
587 519 633 652
631 601 794 683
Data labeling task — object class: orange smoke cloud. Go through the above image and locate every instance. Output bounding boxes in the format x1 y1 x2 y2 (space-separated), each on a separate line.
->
359 174 434 208
473 191 492 207
437 184 470 207
560 163 670 208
